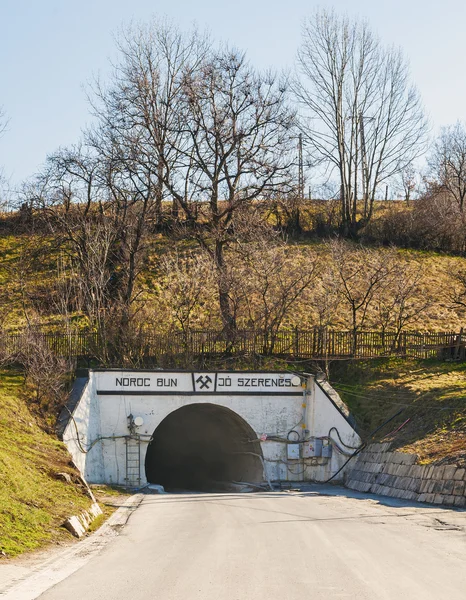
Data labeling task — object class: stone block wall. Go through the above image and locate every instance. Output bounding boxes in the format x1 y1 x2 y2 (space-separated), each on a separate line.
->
346 443 466 508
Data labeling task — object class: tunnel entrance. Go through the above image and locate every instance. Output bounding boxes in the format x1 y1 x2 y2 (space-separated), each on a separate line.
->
145 403 264 492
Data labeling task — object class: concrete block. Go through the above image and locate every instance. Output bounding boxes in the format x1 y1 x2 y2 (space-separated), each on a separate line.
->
380 442 392 452
353 480 372 492
432 480 445 494
420 479 436 494
422 494 436 504
394 489 413 500
391 488 404 499
391 453 405 464
79 512 91 529
408 478 422 493
346 480 360 490
453 496 466 508
378 474 390 487
396 476 411 489
443 465 457 480
376 473 390 485
443 495 456 506
433 494 444 504
409 465 423 478
385 463 399 475
397 465 412 477
424 466 435 479
453 481 465 496
63 516 86 538
441 479 455 495
432 466 446 480
401 453 418 466
453 468 465 481
89 502 103 518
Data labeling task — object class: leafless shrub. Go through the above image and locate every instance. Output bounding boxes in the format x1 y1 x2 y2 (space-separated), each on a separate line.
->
428 122 466 212
232 234 319 353
373 259 433 347
6 327 75 425
327 240 398 354
364 190 466 252
159 249 218 335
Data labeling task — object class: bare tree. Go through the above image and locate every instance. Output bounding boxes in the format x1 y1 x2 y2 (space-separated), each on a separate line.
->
88 19 209 225
428 122 466 212
27 142 153 346
160 49 296 337
160 249 217 336
83 25 296 339
233 233 319 353
399 162 418 204
295 9 428 236
328 240 397 354
373 259 433 349
450 267 466 311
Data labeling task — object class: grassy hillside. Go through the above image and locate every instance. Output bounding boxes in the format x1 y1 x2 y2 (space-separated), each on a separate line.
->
329 358 466 465
1 231 465 334
0 369 94 557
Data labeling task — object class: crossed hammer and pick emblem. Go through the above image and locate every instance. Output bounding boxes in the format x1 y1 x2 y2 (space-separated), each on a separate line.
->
196 375 213 390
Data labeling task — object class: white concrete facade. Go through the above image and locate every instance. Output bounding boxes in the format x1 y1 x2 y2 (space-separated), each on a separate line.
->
62 370 361 486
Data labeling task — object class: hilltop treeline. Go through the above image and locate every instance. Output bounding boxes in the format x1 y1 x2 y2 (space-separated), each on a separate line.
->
1 11 466 363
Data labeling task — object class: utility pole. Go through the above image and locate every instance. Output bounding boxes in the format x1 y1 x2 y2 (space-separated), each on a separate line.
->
298 133 304 201
359 113 369 220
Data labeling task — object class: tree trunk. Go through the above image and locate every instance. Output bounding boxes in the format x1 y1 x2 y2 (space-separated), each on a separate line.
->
215 241 236 347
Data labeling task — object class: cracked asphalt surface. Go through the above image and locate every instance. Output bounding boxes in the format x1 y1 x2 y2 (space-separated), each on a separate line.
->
5 487 466 600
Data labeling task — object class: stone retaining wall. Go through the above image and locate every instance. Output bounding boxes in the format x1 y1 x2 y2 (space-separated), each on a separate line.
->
346 443 466 508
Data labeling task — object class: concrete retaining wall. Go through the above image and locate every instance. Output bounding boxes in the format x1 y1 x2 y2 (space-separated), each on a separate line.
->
346 443 466 508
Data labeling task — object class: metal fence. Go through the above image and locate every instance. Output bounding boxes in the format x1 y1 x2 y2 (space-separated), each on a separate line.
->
0 328 465 363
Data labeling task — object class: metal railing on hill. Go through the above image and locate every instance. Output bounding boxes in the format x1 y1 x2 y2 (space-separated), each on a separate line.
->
0 328 465 364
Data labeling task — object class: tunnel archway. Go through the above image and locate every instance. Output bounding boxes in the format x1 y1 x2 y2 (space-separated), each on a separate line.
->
145 403 264 491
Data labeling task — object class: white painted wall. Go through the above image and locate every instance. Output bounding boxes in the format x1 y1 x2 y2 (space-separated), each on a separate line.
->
62 376 104 480
62 371 361 486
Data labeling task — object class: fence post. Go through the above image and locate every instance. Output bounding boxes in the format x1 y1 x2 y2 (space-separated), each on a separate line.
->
294 326 299 357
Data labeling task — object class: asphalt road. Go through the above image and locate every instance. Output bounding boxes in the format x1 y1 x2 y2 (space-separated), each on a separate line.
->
38 489 466 600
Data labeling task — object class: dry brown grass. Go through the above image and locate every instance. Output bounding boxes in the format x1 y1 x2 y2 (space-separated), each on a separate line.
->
330 358 466 465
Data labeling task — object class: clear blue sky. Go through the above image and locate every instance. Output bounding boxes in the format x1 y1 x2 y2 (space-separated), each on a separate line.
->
1 0 465 186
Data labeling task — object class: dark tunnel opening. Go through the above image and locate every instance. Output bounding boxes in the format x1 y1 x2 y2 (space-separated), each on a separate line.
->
145 403 264 492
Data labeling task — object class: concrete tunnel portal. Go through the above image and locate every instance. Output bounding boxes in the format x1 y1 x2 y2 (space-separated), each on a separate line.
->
145 403 264 491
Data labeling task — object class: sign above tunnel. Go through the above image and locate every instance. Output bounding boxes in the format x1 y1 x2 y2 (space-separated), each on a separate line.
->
95 371 304 396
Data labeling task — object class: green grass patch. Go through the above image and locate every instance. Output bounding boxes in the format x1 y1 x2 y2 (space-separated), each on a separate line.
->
0 368 93 557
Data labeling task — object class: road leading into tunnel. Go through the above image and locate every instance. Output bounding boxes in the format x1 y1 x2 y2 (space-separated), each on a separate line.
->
38 488 465 600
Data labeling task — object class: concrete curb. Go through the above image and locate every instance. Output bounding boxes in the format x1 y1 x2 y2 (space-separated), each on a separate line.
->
0 494 144 600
